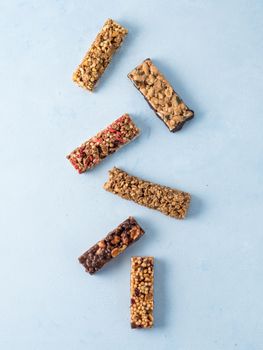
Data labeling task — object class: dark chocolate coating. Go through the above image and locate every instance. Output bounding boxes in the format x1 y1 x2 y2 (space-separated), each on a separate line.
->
78 217 145 275
128 75 194 132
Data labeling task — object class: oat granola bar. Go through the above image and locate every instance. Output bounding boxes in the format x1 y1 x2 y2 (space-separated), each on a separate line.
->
67 114 140 173
130 257 154 328
128 58 194 132
78 217 145 275
73 19 128 91
104 167 191 219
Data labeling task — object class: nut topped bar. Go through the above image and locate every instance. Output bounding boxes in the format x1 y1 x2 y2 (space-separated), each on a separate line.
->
67 114 140 173
130 257 154 328
78 217 145 275
73 19 128 91
128 59 194 132
104 167 191 219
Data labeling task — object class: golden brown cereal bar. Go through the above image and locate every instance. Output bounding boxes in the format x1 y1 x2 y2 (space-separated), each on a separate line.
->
130 257 154 328
73 19 128 91
128 58 194 131
104 167 191 219
67 114 140 173
78 217 145 275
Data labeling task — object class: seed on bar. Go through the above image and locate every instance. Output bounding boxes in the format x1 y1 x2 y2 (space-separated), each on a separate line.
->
67 114 140 173
130 257 154 329
73 19 128 91
78 217 145 275
104 167 191 219
128 58 194 132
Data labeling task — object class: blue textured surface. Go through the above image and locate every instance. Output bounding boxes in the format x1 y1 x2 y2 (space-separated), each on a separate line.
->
0 1 263 349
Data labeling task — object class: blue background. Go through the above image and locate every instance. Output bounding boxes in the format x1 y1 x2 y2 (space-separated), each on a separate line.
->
0 1 262 349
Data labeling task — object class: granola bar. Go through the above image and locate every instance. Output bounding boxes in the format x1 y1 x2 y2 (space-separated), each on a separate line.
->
73 19 128 91
128 58 194 132
104 167 191 219
130 257 154 328
67 114 140 173
78 217 145 275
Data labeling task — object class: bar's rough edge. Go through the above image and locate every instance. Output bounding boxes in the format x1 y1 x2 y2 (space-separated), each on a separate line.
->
128 58 194 132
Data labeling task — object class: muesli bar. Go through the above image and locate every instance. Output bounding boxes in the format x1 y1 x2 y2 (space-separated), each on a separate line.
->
128 58 194 131
130 257 154 328
104 167 191 219
78 217 145 275
73 19 128 91
67 114 140 173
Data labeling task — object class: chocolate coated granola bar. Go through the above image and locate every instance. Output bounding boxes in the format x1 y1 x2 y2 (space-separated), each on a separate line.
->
104 167 191 219
73 19 128 91
128 59 194 131
130 257 154 328
78 217 145 275
67 114 140 173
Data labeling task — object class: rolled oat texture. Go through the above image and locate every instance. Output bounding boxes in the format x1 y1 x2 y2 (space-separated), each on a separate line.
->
128 58 194 132
78 217 145 275
104 167 191 219
67 114 140 173
73 19 128 91
130 257 154 328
